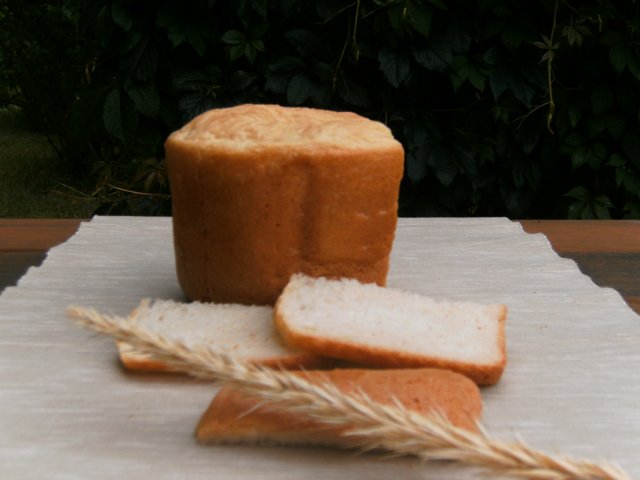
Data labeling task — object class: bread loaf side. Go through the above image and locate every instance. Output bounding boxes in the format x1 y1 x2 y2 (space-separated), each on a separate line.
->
165 104 404 305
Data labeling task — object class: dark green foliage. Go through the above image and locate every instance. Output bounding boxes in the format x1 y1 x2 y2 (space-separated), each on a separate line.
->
2 0 640 218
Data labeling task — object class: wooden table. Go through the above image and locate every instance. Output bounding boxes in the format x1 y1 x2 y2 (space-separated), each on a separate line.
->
1 218 638 315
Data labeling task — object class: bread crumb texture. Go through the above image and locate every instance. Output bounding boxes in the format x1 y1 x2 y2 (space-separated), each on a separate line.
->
275 274 507 385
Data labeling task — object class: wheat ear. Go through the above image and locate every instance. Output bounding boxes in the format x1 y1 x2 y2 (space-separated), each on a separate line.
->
67 306 630 480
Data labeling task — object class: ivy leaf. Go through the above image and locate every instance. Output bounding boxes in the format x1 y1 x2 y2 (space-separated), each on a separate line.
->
224 70 256 92
378 47 410 88
221 30 246 44
287 73 313 105
451 56 486 92
406 146 431 183
111 3 133 32
566 187 612 219
607 153 626 168
488 67 512 100
413 42 452 72
284 29 327 58
623 172 640 195
605 114 625 139
265 56 305 94
562 24 589 47
103 89 124 142
229 43 245 61
567 105 581 127
609 45 631 74
502 23 530 50
445 20 472 53
406 1 432 37
336 75 370 107
126 84 160 118
510 81 534 107
428 144 457 186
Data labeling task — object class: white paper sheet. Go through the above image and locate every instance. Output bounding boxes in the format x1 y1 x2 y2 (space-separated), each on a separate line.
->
1 217 638 479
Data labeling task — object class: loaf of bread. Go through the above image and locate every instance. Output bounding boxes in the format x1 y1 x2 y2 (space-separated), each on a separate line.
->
165 104 404 305
196 368 482 446
116 299 331 372
275 275 507 385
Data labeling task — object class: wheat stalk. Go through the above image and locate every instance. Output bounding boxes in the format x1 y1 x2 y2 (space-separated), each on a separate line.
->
67 305 630 480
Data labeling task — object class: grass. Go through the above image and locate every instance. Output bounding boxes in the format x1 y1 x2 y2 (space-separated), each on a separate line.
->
0 107 99 218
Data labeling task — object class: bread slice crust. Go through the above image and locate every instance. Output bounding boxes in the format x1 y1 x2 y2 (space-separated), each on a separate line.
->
117 298 333 373
196 367 483 447
274 275 507 386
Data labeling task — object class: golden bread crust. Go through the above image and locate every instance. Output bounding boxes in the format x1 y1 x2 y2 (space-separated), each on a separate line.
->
165 104 404 305
196 368 483 446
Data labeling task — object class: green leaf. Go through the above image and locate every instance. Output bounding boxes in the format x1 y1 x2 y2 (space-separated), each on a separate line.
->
510 80 534 107
406 146 430 183
406 1 432 37
568 106 581 127
287 73 313 105
413 42 452 72
221 30 246 45
488 68 512 100
628 53 640 80
428 145 457 186
250 38 265 52
451 56 486 92
607 153 626 167
563 25 584 47
284 30 325 58
571 146 589 168
126 84 160 118
565 186 589 200
623 172 640 195
265 57 304 94
229 43 245 61
564 132 584 147
244 43 257 63
378 47 410 88
103 89 124 142
111 4 133 32
336 76 370 107
502 23 527 49
623 132 640 168
593 195 613 219
609 45 630 74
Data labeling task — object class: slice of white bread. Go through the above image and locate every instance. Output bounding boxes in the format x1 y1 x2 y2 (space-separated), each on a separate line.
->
274 275 507 385
117 299 332 372
196 368 483 446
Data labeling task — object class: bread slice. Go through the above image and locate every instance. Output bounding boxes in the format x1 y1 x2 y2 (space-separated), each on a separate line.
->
117 299 331 372
274 275 507 385
196 368 482 446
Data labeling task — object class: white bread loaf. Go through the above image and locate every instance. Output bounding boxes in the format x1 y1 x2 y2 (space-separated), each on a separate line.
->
196 368 483 446
274 275 507 385
165 104 404 305
117 299 331 372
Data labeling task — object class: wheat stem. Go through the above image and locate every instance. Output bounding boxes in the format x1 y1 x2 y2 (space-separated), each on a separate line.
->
67 306 630 480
